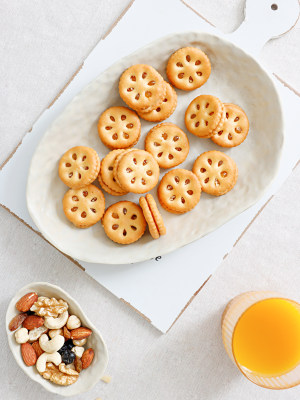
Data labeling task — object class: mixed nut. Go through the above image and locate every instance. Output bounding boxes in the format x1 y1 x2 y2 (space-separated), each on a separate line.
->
9 291 95 386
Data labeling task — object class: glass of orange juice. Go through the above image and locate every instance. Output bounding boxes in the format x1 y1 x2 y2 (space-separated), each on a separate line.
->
222 291 300 389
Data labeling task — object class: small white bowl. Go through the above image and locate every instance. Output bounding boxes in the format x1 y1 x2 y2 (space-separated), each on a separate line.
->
6 282 108 397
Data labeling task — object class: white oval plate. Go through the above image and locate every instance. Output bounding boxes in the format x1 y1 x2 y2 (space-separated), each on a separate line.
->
26 31 283 264
6 282 108 397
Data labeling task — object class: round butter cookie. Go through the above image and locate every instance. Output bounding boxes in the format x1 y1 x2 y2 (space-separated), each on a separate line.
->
192 150 238 196
139 194 166 239
102 201 146 244
211 103 249 147
166 47 211 91
158 169 201 214
185 95 225 138
59 146 100 189
115 149 160 194
145 123 189 169
98 149 128 196
119 64 166 112
137 82 177 122
97 106 141 149
63 184 105 228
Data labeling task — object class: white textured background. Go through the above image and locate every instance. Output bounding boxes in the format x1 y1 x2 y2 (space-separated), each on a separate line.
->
1 1 300 399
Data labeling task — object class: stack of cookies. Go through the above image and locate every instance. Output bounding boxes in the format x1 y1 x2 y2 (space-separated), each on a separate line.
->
58 44 250 247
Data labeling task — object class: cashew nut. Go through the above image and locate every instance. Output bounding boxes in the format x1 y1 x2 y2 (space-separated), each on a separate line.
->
73 338 87 346
15 328 29 344
36 352 61 373
28 326 48 342
44 311 68 329
39 334 65 353
48 329 63 339
72 346 84 358
67 315 81 330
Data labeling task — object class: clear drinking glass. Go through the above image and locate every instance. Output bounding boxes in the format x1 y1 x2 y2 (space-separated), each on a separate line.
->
221 291 300 389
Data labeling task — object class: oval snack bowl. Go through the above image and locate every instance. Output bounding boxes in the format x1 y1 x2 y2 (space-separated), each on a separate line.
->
6 282 108 397
27 31 284 264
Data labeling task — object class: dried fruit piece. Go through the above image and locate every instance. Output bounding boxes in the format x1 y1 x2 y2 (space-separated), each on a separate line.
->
23 315 44 330
74 356 83 373
30 297 68 318
81 348 94 369
28 326 48 342
21 342 37 366
16 292 38 312
32 341 44 358
70 327 92 340
61 350 76 365
63 326 72 340
8 313 27 331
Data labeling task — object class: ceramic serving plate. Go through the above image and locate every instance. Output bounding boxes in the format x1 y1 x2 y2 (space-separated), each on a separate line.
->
26 31 283 264
6 282 108 396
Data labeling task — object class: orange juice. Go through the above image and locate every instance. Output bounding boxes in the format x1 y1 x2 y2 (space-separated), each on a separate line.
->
232 298 300 376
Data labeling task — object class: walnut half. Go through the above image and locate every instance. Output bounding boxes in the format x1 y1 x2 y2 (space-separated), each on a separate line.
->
40 363 79 386
30 297 68 318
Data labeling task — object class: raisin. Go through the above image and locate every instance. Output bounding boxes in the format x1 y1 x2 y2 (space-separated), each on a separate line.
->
61 349 76 365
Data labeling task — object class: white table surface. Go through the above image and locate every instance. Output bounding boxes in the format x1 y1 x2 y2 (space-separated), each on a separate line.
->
1 1 300 399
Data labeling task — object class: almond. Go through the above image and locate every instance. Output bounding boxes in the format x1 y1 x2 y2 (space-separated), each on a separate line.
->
31 341 44 358
23 315 44 330
81 348 94 369
16 292 38 312
8 313 27 331
21 342 37 366
70 327 92 340
63 326 71 340
74 356 83 373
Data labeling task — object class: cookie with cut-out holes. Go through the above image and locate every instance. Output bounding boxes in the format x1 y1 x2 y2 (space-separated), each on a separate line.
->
102 201 146 244
112 148 135 188
59 146 100 189
145 123 189 169
137 82 177 122
193 151 238 196
119 64 166 112
166 47 211 91
63 184 105 228
158 169 201 214
98 150 128 196
211 103 249 147
185 95 225 138
97 106 141 149
139 194 166 239
115 149 160 194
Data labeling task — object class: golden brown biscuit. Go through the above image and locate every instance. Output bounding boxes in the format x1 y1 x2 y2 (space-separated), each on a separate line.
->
59 146 100 189
63 184 105 228
139 194 166 239
119 64 166 112
157 169 201 214
98 149 128 196
185 95 225 138
102 201 146 244
137 82 177 122
97 106 141 149
166 47 211 91
192 150 238 196
211 103 249 147
145 123 189 169
115 149 160 194
112 148 135 188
